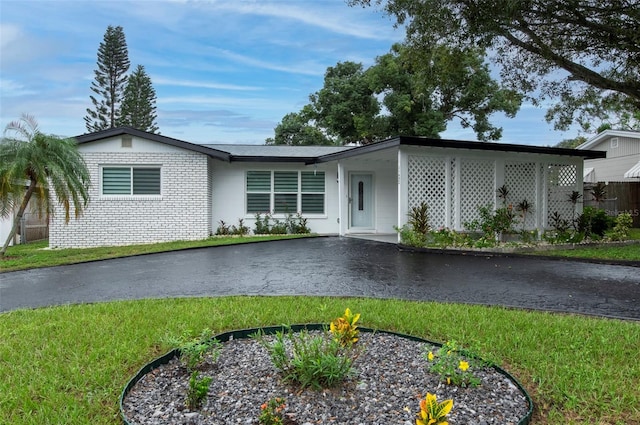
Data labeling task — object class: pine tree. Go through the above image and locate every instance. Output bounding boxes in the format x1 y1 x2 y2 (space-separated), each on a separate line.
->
118 65 159 133
85 25 130 132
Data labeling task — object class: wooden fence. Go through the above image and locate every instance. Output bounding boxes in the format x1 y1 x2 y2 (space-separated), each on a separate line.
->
584 181 640 227
19 212 49 243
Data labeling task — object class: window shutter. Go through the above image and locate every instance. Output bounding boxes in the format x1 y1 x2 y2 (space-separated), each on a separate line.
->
103 167 131 194
274 171 298 192
133 168 161 194
301 194 324 213
247 171 271 191
301 172 324 192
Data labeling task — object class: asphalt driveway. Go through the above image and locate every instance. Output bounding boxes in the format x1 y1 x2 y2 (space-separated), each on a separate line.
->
1 237 639 319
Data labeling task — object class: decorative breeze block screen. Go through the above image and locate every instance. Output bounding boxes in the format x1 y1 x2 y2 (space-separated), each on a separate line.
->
459 159 495 227
505 162 537 229
547 163 577 223
408 156 447 227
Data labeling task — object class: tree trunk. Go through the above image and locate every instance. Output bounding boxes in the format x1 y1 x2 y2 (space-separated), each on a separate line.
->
0 180 37 257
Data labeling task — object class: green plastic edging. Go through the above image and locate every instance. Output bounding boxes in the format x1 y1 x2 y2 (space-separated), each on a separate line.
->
120 324 533 425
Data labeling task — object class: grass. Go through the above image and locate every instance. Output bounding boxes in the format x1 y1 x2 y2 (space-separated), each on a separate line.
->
1 233 639 423
1 297 638 425
0 234 313 272
532 228 640 261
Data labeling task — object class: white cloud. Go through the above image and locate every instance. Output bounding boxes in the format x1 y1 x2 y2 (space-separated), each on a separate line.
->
153 77 262 91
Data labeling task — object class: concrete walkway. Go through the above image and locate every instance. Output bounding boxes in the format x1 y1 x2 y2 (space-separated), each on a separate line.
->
1 237 639 319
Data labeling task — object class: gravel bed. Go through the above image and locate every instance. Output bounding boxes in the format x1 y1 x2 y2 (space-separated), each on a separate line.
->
122 332 530 425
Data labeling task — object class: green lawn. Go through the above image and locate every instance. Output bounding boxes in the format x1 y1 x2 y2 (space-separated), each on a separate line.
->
1 235 639 424
0 234 313 272
1 297 638 425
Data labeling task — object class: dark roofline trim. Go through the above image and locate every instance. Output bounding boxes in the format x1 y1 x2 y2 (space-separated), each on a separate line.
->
75 127 231 161
229 155 319 164
75 129 606 164
314 136 606 163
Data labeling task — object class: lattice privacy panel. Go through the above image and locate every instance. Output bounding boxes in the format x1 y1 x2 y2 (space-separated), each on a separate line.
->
408 156 447 227
459 159 495 227
547 163 577 223
505 162 537 229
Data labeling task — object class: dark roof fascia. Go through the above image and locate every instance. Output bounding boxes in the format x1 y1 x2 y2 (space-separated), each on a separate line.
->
314 136 606 162
314 138 398 163
74 127 231 161
228 155 319 164
399 136 606 159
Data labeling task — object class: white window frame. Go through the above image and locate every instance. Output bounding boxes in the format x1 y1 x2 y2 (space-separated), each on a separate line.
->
245 170 326 216
100 165 162 199
610 137 619 149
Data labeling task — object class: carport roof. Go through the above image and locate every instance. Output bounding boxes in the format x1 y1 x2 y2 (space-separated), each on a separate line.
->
314 136 607 163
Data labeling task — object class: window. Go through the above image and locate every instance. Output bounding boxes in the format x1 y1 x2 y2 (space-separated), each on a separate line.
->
102 167 161 195
246 170 325 214
610 137 619 149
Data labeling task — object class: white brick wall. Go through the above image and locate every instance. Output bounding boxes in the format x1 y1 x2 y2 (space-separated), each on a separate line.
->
50 151 211 248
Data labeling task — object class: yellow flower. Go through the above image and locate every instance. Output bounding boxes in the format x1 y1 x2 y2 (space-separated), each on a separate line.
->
458 360 469 371
427 351 434 361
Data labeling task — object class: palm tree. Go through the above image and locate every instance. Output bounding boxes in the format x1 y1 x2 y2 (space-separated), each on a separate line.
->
0 115 90 256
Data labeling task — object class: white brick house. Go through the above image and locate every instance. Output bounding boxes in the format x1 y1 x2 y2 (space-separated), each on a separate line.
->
49 127 605 248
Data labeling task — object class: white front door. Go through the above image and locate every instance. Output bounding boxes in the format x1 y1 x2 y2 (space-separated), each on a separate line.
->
350 173 374 229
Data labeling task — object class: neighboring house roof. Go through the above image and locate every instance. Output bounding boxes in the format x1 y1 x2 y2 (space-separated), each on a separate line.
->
624 161 640 178
75 127 606 164
576 129 640 150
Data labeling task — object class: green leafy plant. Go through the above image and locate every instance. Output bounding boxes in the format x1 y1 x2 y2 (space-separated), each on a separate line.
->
395 224 427 247
230 218 250 236
496 184 509 206
285 213 310 234
257 328 358 390
254 212 272 234
258 397 287 425
465 205 515 242
185 371 212 410
515 199 533 233
408 201 430 235
426 227 470 248
568 190 583 228
590 182 607 207
215 220 231 236
609 212 633 241
164 328 222 372
425 340 486 387
329 308 360 347
577 206 612 239
416 392 453 425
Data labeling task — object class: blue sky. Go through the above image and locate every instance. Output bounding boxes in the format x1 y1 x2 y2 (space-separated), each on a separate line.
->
1 0 578 146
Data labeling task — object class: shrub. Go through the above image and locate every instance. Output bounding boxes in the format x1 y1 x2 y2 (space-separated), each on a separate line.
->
408 202 430 235
424 340 487 387
465 205 515 242
577 207 612 238
254 213 272 234
285 213 310 234
185 371 212 410
215 220 231 236
230 218 250 236
258 397 286 425
329 308 360 347
395 224 427 247
609 212 633 241
416 393 453 425
257 328 358 390
164 328 222 372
